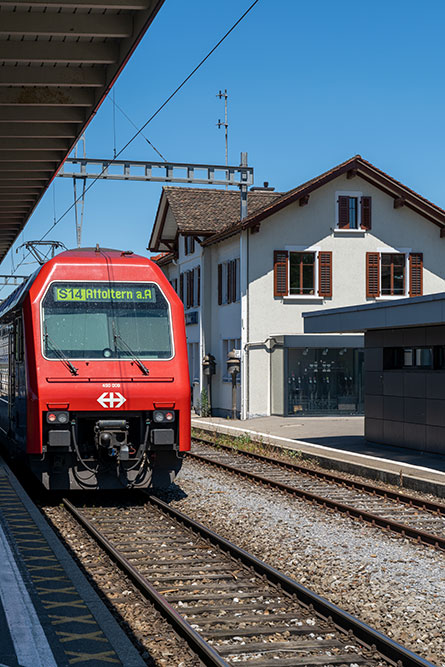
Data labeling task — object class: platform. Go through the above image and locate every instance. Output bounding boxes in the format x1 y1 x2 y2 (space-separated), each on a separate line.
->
0 458 145 667
191 415 445 498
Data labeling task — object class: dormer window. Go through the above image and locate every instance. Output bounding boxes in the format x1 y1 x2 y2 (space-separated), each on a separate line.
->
336 193 371 230
184 236 195 255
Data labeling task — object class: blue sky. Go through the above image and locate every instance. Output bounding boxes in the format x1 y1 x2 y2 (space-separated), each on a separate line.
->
4 0 445 281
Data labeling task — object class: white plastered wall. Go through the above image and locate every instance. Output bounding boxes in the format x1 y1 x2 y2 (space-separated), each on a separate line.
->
206 235 242 415
245 175 445 417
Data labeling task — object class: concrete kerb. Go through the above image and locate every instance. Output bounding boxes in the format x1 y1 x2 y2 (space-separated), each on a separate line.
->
191 419 445 499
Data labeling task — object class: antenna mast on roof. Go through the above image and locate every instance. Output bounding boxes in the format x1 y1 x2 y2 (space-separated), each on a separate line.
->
216 89 229 190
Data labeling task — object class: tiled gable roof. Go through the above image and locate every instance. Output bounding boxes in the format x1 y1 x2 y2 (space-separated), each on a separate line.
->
163 186 282 234
203 155 445 245
150 155 445 252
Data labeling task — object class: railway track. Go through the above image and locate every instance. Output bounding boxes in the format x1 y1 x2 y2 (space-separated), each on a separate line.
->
63 494 433 667
189 437 445 551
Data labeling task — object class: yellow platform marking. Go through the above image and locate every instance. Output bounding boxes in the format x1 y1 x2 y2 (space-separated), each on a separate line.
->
31 575 68 583
66 650 120 664
26 564 64 572
49 614 96 626
0 479 122 665
56 631 108 644
43 599 87 610
37 586 78 596
15 537 47 543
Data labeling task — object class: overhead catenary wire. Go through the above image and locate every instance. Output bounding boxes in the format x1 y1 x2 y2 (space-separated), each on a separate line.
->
111 97 167 162
1 0 260 288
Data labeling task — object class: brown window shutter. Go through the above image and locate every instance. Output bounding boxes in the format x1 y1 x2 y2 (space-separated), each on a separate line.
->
232 260 236 303
190 269 195 307
274 250 288 296
233 260 237 302
366 252 380 297
338 196 349 228
197 266 201 306
218 263 222 305
361 196 372 230
318 251 332 297
227 261 232 304
409 252 423 296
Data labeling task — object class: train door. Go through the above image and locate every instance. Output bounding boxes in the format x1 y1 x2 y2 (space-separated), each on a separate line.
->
8 321 15 425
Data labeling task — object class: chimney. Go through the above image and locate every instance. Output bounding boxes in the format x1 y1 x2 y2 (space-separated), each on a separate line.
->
250 181 275 191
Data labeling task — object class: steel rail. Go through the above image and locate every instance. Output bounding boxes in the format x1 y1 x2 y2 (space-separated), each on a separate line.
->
192 435 445 514
147 494 434 667
63 494 434 667
62 497 229 667
189 439 445 551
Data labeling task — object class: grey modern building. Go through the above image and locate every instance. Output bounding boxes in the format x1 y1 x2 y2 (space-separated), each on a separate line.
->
303 293 445 455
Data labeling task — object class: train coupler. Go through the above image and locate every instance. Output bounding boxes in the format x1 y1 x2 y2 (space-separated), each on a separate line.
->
94 419 130 461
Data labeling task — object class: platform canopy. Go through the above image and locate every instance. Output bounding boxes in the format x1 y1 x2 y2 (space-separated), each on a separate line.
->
303 292 445 333
0 0 164 263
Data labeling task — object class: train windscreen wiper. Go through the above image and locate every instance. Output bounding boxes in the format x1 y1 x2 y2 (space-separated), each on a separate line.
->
112 322 149 376
44 324 78 376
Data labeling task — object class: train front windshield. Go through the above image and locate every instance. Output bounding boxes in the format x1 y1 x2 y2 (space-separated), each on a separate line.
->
42 282 173 360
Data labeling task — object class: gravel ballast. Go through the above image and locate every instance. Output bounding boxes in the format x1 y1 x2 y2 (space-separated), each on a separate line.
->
42 505 203 667
162 459 445 667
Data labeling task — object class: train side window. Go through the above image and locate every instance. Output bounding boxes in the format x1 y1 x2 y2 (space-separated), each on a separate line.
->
15 317 24 362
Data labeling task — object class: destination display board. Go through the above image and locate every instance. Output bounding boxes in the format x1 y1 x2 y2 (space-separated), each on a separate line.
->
53 283 156 303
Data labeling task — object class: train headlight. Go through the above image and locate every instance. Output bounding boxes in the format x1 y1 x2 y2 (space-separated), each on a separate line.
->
46 411 69 424
153 410 176 423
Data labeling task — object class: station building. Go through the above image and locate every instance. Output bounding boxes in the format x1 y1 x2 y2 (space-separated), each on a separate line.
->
149 155 445 419
303 293 445 455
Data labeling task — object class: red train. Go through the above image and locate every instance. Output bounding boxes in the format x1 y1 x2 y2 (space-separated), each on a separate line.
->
0 247 190 490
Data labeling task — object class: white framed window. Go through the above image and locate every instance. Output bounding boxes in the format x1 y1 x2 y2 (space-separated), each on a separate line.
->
289 251 316 295
274 246 332 299
222 338 241 382
335 191 371 231
366 248 423 299
184 236 195 256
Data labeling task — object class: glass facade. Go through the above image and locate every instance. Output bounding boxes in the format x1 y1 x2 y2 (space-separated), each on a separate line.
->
287 347 364 415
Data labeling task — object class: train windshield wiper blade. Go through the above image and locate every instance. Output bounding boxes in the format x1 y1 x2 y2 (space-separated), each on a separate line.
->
112 323 149 376
44 326 78 376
